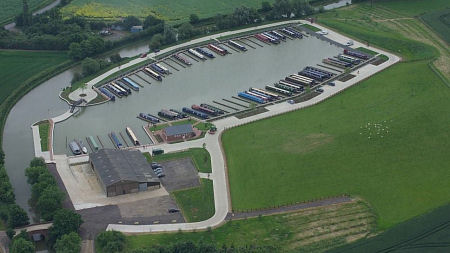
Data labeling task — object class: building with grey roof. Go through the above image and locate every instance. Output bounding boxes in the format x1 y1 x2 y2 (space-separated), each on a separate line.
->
89 149 160 197
162 124 195 142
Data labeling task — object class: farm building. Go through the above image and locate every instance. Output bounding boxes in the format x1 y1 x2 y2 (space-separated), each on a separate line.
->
89 149 160 197
162 124 196 142
130 25 143 33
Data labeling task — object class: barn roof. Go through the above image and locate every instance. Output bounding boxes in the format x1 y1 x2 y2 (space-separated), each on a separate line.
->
89 149 159 187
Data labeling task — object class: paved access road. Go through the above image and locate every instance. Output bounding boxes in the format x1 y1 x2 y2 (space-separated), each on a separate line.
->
4 0 61 31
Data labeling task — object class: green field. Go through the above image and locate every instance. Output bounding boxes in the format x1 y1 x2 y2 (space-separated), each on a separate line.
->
0 51 69 105
329 204 450 253
421 8 450 44
0 0 53 24
38 121 50 151
62 0 273 22
127 201 375 252
172 179 214 222
220 0 450 230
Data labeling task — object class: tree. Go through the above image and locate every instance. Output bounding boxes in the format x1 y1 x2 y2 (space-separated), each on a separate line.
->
178 23 195 40
81 58 100 76
149 33 163 50
54 232 81 253
163 25 177 44
25 165 47 185
96 231 126 253
48 209 83 246
21 0 32 27
272 0 291 18
123 16 142 30
0 150 5 164
189 14 200 24
31 172 56 202
8 204 29 228
29 157 45 168
261 1 272 12
68 42 84 60
110 53 122 64
6 228 16 239
10 238 34 253
143 15 163 29
36 186 65 221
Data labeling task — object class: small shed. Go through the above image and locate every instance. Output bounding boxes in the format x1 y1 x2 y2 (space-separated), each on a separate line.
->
130 25 143 33
162 124 195 142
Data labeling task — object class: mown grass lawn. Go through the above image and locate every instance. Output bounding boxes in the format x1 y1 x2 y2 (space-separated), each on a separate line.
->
172 179 214 222
0 50 70 104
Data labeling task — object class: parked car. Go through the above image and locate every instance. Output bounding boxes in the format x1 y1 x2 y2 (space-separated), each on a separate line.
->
287 100 295 104
346 40 354 46
328 82 335 86
316 30 328 35
316 88 324 93
168 208 180 213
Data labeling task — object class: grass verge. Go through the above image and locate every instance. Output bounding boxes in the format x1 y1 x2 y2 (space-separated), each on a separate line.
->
37 121 50 152
301 23 322 32
126 201 375 252
172 179 214 222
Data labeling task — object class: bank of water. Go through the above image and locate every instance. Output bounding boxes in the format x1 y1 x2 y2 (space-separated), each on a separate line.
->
2 69 75 218
54 36 341 155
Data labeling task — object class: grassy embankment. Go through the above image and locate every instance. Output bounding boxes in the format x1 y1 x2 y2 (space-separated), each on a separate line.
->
37 121 50 151
0 51 71 146
223 0 450 230
127 201 376 252
62 0 274 22
0 0 53 25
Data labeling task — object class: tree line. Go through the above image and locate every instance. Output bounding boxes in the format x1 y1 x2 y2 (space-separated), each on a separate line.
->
7 157 84 253
96 231 277 253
